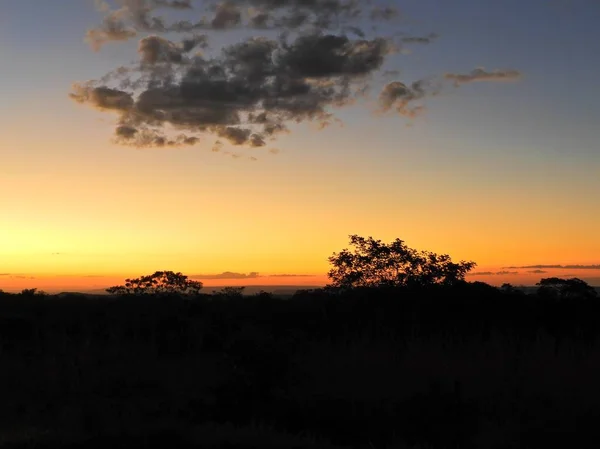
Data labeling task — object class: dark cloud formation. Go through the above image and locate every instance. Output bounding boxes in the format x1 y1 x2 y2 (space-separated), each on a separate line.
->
73 0 521 152
470 271 519 276
504 264 600 270
444 67 521 87
527 269 548 274
87 0 388 48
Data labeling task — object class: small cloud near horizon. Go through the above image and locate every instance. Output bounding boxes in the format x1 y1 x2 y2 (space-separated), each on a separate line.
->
269 274 313 277
0 273 36 279
504 264 600 270
470 271 519 276
190 271 261 280
190 272 313 280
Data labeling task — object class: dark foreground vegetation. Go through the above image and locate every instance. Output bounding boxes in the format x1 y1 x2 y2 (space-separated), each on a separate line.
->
1 283 600 449
1 237 599 448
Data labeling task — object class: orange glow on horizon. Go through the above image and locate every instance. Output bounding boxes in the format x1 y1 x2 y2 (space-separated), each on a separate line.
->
2 267 600 294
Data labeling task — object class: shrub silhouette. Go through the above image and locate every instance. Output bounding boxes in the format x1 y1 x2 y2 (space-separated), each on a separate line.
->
537 277 598 301
327 234 476 289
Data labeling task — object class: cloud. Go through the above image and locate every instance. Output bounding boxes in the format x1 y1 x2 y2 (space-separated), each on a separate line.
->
87 0 387 48
190 271 261 280
268 274 312 277
527 269 548 274
401 33 438 44
470 271 519 276
378 78 438 118
86 4 138 51
189 271 312 280
370 6 399 20
0 273 36 279
444 67 521 87
73 0 520 151
504 264 600 270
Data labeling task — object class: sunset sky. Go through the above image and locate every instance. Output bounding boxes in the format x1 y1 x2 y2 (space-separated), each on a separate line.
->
1 0 599 293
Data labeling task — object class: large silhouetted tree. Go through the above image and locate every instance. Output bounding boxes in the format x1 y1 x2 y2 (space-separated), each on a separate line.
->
327 235 476 289
106 271 203 296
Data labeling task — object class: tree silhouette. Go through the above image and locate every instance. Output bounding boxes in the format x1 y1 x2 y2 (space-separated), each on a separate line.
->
106 271 203 296
327 235 476 289
537 277 597 300
20 288 47 297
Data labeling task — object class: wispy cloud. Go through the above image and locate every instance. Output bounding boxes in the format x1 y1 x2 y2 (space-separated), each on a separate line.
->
0 273 36 279
470 270 519 276
527 269 548 274
444 67 521 87
400 33 438 44
190 271 312 280
269 274 313 277
190 271 261 280
504 264 600 270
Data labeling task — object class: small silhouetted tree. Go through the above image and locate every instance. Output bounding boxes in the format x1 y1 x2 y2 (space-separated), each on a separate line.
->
106 271 203 296
20 288 47 298
327 235 476 289
537 277 597 300
254 290 273 300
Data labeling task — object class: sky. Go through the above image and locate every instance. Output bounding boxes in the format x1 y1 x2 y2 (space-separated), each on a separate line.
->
1 0 599 293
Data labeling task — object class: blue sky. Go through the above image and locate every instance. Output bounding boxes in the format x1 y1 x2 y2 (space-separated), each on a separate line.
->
2 0 599 165
1 0 600 291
